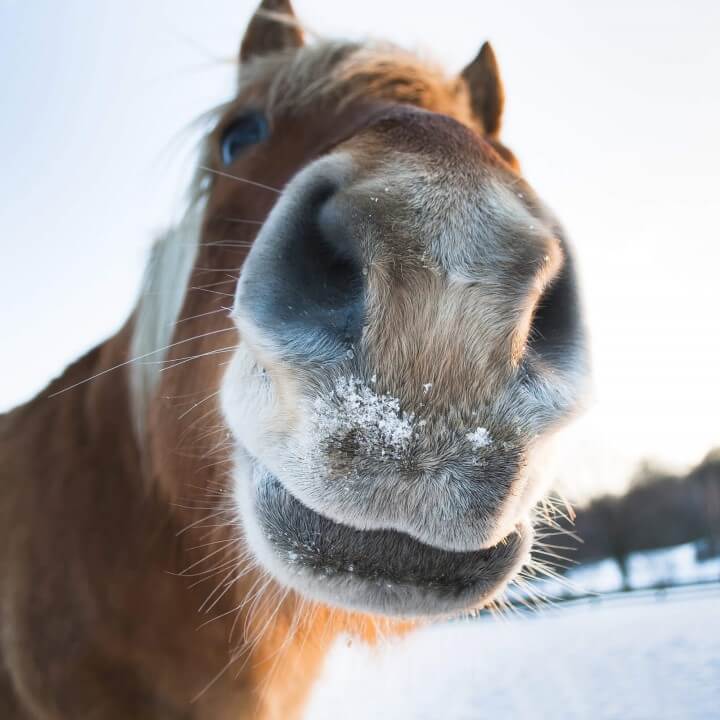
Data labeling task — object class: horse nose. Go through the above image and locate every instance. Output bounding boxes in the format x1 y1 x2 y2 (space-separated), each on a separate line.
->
235 167 365 361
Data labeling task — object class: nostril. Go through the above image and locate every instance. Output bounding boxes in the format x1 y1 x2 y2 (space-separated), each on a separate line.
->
527 251 581 364
238 175 366 362
316 194 361 270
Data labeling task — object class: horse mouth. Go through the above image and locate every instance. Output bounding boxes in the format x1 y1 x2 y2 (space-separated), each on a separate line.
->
240 467 532 617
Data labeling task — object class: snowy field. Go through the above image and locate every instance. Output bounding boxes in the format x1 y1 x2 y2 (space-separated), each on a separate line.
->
304 586 720 720
530 542 720 598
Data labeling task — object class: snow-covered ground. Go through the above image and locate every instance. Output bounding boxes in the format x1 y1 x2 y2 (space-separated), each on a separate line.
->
304 586 720 719
527 542 720 598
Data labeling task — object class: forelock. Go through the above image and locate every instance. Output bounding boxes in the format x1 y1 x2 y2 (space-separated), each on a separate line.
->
236 40 474 122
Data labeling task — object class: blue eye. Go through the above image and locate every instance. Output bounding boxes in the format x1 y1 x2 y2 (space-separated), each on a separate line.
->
220 112 269 165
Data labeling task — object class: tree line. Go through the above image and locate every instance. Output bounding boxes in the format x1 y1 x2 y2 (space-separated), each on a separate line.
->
549 448 720 584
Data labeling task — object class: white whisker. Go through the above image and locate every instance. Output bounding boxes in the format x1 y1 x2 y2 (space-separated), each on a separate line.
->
49 327 235 398
200 165 282 194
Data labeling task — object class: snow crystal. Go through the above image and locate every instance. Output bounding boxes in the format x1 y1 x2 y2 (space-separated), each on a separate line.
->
312 376 414 456
466 426 492 449
308 379 497 460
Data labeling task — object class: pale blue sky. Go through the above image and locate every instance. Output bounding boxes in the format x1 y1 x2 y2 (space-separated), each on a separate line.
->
1 0 719 497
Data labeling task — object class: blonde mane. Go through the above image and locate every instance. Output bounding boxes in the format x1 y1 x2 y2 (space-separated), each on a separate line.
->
129 198 206 437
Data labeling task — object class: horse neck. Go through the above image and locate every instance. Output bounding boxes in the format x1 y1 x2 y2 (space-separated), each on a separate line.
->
0 320 353 718
1 319 143 511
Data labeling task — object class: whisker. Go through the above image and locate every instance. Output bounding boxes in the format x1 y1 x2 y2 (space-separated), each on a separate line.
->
174 306 232 326
191 645 249 704
190 277 238 291
176 508 230 536
189 287 236 298
160 345 238 373
200 165 282 194
197 241 255 248
219 217 264 226
178 541 239 576
48 327 235 398
177 390 221 421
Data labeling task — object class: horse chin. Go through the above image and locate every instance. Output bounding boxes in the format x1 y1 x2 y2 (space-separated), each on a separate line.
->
236 463 532 618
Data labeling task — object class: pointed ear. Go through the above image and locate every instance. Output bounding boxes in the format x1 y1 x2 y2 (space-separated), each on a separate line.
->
240 0 304 63
461 42 505 137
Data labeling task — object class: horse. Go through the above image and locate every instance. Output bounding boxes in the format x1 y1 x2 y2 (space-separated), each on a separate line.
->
0 0 587 717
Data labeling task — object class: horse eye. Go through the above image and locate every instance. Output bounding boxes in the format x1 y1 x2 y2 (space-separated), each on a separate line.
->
220 112 269 165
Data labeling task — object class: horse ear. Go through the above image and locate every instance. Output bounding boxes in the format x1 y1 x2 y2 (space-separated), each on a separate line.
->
461 42 505 137
240 0 304 62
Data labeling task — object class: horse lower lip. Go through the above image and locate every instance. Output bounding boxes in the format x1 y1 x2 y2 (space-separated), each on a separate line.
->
246 470 531 616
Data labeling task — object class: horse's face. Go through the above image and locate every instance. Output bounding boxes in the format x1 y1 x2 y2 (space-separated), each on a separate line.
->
196 2 586 617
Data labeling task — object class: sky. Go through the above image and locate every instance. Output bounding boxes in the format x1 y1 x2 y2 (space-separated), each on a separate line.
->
1 0 718 500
